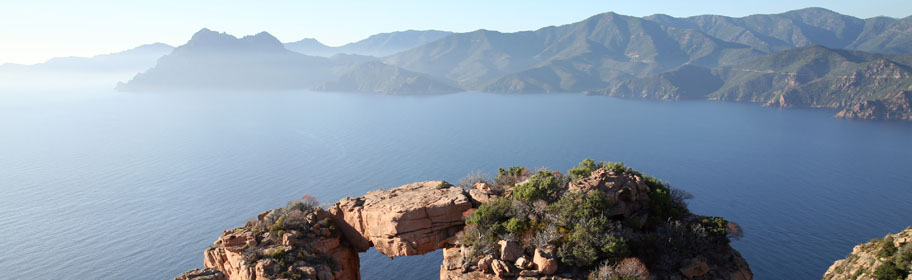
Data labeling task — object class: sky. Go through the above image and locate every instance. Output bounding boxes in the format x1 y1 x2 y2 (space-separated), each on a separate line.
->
1 0 910 65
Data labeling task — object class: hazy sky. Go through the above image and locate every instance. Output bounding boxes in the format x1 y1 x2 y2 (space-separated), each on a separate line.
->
2 0 910 65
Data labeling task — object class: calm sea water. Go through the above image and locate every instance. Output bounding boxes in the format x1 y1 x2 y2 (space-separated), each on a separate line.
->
1 88 911 280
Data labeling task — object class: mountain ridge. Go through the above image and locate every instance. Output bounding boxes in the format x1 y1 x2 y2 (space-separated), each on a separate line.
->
284 30 452 57
0 43 173 73
590 45 912 120
117 28 335 91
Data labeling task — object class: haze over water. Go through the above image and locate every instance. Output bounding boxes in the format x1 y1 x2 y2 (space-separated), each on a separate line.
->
0 88 910 279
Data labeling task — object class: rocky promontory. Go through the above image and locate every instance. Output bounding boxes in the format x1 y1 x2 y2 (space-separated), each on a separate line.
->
178 160 752 280
823 227 912 280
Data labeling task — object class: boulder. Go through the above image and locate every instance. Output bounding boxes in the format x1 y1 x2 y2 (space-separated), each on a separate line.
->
475 182 495 193
568 168 650 217
282 231 302 247
439 249 500 280
468 189 497 204
533 248 558 275
478 255 495 273
254 259 275 279
515 256 534 270
679 257 710 279
499 240 523 262
330 181 473 257
491 259 514 277
218 233 247 248
441 247 465 271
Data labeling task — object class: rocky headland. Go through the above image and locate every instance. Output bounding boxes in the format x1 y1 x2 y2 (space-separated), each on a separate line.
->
177 160 752 280
823 227 912 280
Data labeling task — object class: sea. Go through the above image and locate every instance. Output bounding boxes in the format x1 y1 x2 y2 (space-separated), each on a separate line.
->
1 86 911 279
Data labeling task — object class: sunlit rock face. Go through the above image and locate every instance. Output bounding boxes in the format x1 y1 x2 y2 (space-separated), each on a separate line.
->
330 181 474 257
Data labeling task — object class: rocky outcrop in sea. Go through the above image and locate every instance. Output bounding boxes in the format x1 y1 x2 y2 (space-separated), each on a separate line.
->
177 160 753 280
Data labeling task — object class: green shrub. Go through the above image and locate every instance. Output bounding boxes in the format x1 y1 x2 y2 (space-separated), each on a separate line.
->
559 219 629 267
499 166 525 177
873 259 908 280
513 170 561 202
641 174 694 228
602 162 630 174
461 224 500 259
466 198 512 234
269 247 289 268
269 215 286 237
568 158 599 180
647 186 685 226
435 181 453 189
549 191 629 266
700 217 730 239
504 217 528 234
495 166 527 186
269 247 287 260
879 236 897 258
895 243 912 267
549 191 611 224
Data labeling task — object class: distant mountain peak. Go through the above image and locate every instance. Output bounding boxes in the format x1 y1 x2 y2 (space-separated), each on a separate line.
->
132 42 174 51
182 29 285 53
287 38 328 46
242 31 283 46
785 7 840 15
588 11 626 20
190 28 225 39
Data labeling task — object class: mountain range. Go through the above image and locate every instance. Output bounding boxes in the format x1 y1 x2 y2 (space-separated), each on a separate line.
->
594 45 912 120
284 30 452 57
383 8 912 93
0 43 173 74
106 8 912 121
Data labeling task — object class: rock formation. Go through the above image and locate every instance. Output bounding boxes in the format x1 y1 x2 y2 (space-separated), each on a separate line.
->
329 181 473 257
199 206 360 280
836 91 912 121
178 160 753 280
823 227 912 280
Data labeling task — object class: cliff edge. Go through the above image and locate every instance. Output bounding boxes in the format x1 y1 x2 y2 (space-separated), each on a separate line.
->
823 227 912 280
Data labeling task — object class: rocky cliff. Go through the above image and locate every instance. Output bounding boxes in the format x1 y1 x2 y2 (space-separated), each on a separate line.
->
823 227 912 280
589 46 912 122
181 204 360 280
177 160 752 280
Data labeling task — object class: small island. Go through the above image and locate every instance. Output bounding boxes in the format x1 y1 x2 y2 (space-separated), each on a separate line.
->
177 160 752 280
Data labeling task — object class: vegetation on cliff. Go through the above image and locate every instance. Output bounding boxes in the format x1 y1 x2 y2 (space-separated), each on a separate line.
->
824 227 912 280
197 195 360 280
451 159 750 279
